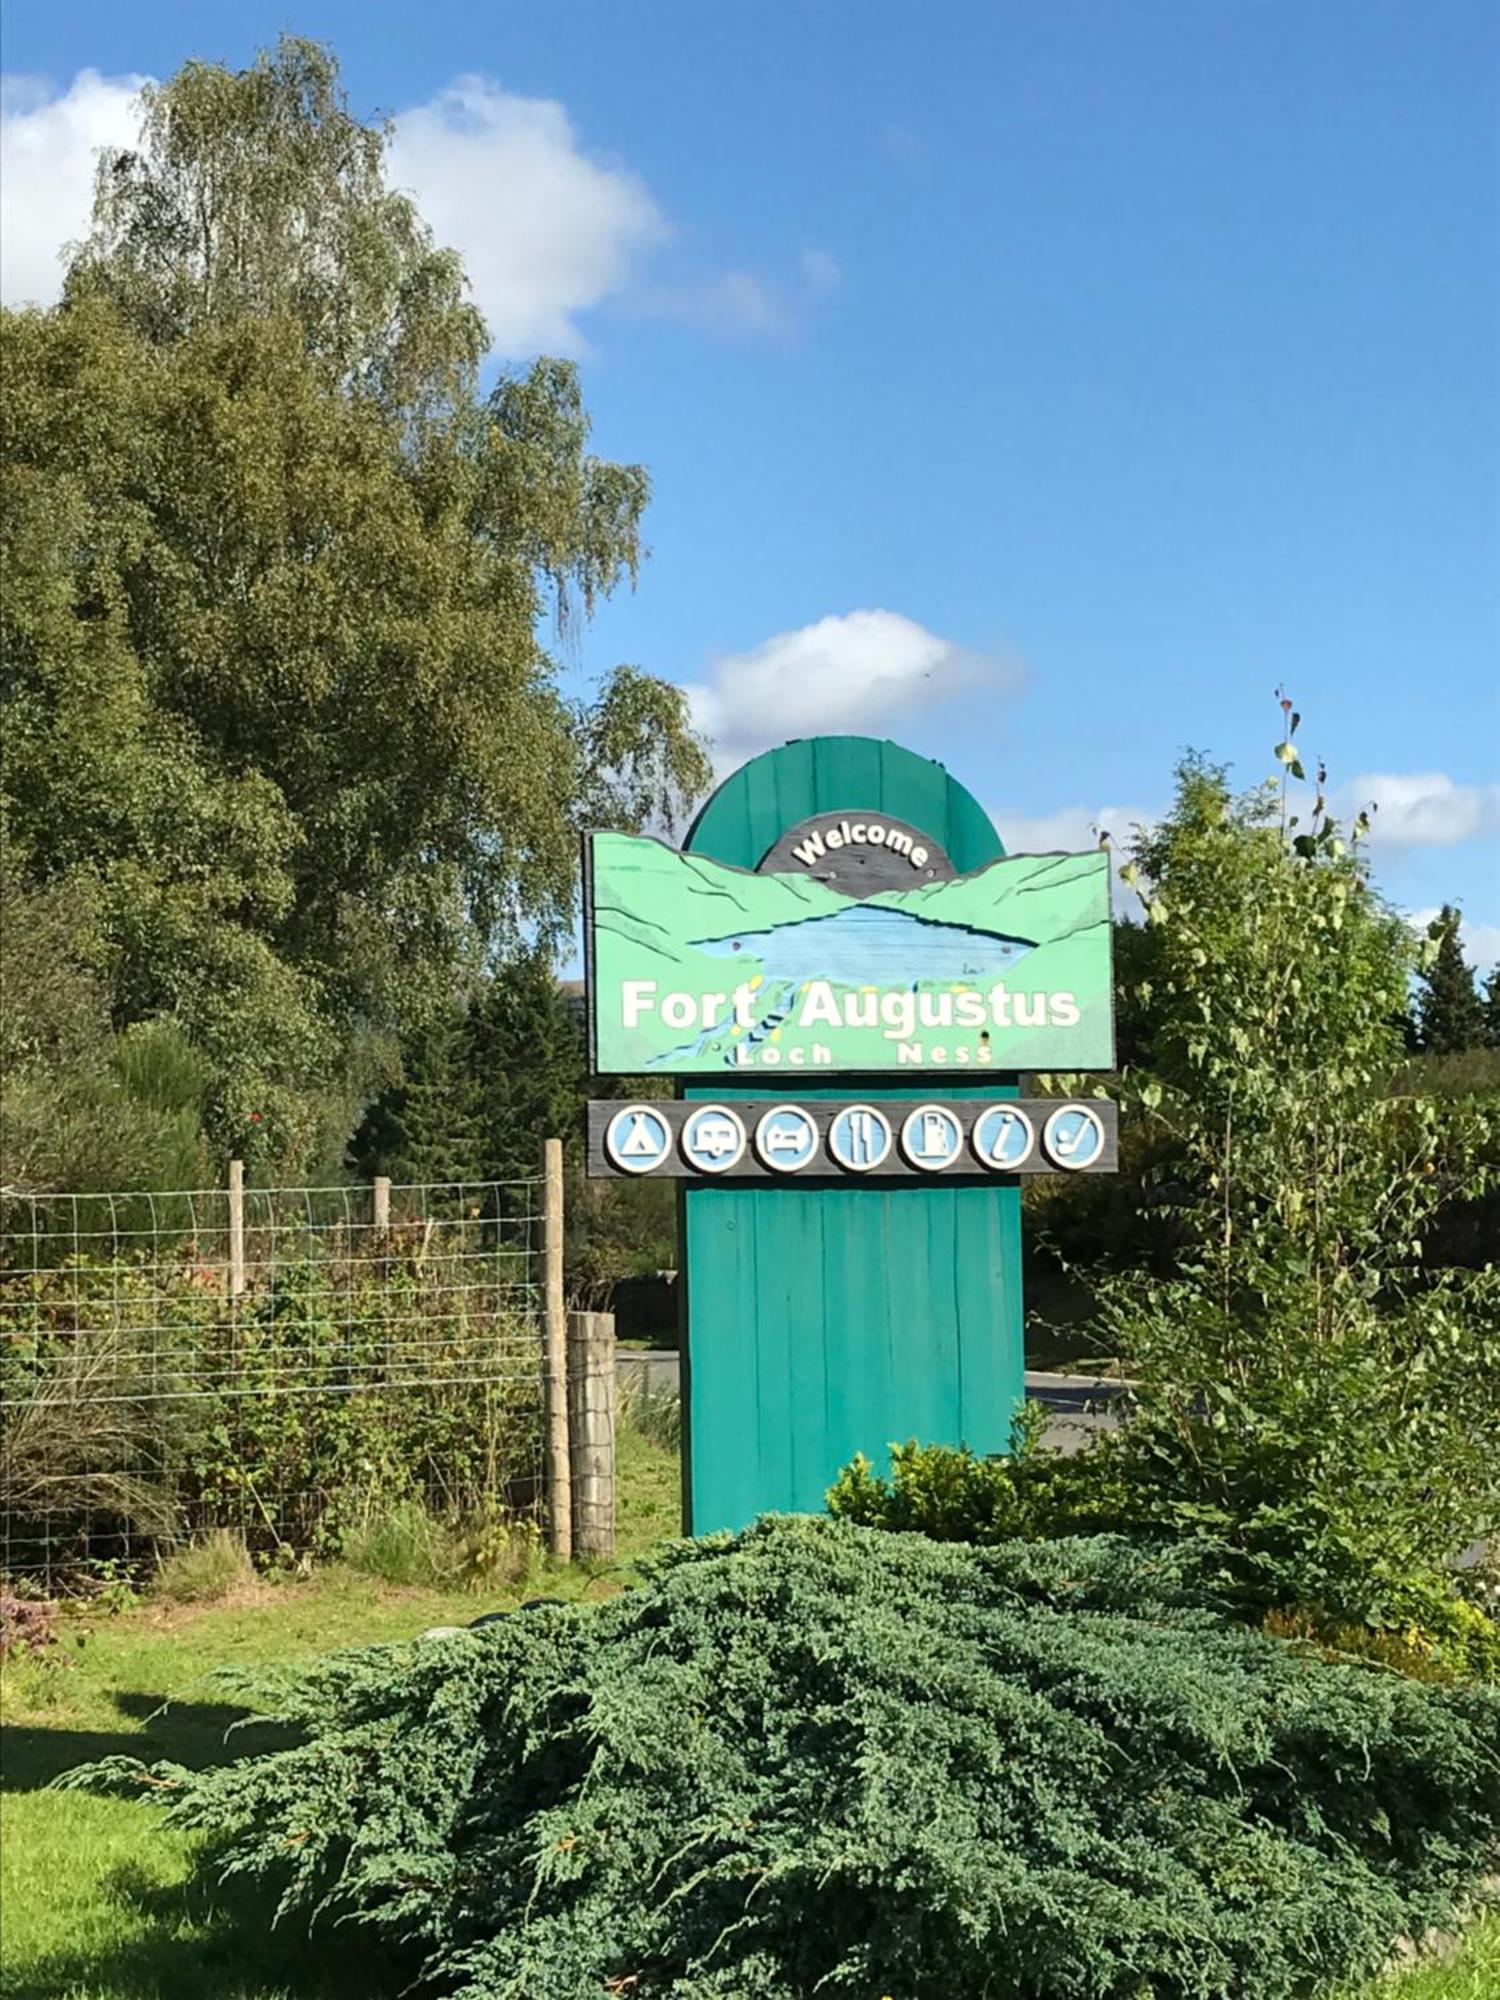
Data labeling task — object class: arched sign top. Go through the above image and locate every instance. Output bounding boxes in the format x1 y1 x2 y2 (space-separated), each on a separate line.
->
684 736 1005 876
585 733 1114 1078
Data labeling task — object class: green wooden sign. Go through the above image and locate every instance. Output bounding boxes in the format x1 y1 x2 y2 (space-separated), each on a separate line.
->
581 734 1119 1539
586 830 1113 1074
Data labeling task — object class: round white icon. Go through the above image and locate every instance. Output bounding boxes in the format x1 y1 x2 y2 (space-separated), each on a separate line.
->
754 1103 820 1172
604 1103 673 1175
1042 1102 1107 1171
679 1104 748 1174
899 1103 965 1171
973 1104 1036 1172
826 1103 894 1172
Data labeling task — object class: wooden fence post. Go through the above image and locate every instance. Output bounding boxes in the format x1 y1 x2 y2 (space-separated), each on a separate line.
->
568 1310 616 1559
542 1139 571 1561
227 1158 245 1299
373 1175 391 1232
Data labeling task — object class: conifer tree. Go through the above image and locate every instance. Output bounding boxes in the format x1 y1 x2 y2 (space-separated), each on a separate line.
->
470 953 586 1191
379 1007 484 1189
1416 906 1485 1054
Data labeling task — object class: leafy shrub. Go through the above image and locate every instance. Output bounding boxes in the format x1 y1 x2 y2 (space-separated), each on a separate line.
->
832 1434 1500 1681
74 1517 1500 1999
152 1530 257 1606
1022 741 1500 1664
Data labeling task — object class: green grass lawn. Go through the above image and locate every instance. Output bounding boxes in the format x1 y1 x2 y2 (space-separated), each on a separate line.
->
1 1425 1493 1998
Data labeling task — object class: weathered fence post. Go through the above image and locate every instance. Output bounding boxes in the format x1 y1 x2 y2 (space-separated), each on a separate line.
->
568 1310 616 1558
373 1175 391 1232
542 1139 572 1561
227 1158 246 1298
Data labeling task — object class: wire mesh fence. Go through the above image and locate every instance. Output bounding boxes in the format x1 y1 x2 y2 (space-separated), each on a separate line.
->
0 1178 547 1593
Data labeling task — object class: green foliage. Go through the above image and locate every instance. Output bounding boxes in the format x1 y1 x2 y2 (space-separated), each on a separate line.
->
1417 907 1486 1056
1079 720 1500 1651
350 951 587 1198
1 36 709 1178
73 1517 1500 1998
66 37 485 415
338 1500 461 1590
0 1250 540 1580
152 1530 256 1606
0 853 212 1196
831 1437 1500 1681
1484 965 1500 1051
828 1404 1110 1543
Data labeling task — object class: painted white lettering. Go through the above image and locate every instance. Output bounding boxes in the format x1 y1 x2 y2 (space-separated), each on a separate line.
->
930 1046 949 1064
1012 993 1046 1027
851 822 867 842
622 980 657 1028
845 992 878 1028
953 1045 971 1064
1048 991 1081 1027
911 845 929 868
917 992 954 1029
761 1046 781 1065
826 829 844 850
898 1041 924 1063
989 983 1013 1027
661 992 696 1030
886 830 912 857
868 823 887 845
799 980 842 1027
788 1046 805 1066
701 991 727 1027
732 982 757 1026
955 991 987 1028
880 990 916 1038
812 1044 833 1065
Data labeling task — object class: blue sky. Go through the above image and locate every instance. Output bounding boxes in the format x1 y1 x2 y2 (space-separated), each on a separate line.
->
4 1 1497 967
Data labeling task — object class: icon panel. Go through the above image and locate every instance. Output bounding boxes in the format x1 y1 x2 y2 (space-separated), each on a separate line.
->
899 1103 965 1171
973 1104 1036 1171
1042 1102 1107 1171
827 1103 894 1172
680 1104 748 1174
753 1103 820 1172
604 1103 674 1174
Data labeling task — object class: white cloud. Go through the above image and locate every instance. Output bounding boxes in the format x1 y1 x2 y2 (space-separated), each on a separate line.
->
1339 772 1500 848
992 805 1160 857
683 610 1023 771
388 76 665 356
0 70 145 307
1 66 795 354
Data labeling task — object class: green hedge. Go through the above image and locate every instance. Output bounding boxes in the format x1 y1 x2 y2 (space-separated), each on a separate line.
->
75 1518 1500 1997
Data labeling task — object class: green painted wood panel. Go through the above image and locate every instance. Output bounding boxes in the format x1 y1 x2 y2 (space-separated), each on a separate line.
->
679 737 1026 1533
